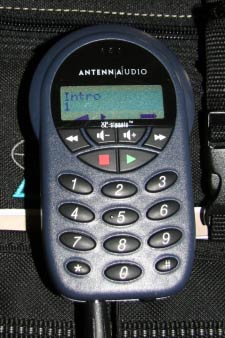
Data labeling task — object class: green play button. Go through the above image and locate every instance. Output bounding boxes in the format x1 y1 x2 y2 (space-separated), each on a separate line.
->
119 148 156 172
126 154 136 164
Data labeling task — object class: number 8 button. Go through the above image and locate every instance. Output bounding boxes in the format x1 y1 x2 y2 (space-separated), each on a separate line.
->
104 236 140 253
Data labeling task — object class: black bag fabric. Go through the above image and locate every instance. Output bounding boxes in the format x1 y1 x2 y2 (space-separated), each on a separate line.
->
1 1 225 337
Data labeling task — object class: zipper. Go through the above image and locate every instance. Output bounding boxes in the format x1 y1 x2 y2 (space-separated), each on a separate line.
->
0 14 198 40
120 321 225 338
0 318 75 337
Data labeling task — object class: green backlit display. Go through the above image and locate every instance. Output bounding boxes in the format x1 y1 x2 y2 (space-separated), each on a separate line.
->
60 85 164 121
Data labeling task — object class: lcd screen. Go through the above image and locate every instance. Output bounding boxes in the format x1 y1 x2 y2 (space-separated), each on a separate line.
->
60 85 164 121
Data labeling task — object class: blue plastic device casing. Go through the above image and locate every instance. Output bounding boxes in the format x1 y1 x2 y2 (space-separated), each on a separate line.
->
30 25 195 301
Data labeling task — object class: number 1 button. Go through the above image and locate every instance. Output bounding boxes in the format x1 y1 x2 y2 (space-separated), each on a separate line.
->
58 174 93 194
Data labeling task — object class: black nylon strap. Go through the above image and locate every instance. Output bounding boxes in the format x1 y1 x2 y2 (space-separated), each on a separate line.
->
206 1 225 240
209 113 225 144
210 215 225 241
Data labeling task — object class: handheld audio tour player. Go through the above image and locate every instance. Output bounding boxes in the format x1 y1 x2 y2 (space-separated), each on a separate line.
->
30 25 195 301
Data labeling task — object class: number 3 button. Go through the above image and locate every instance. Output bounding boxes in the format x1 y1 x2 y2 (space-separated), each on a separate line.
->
146 171 177 193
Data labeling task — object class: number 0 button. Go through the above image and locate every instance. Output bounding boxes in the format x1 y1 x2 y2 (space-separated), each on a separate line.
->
59 203 94 222
147 201 180 220
146 172 177 193
60 232 96 251
103 209 139 226
105 264 142 281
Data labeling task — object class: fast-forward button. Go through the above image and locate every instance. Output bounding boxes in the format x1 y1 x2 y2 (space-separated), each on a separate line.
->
144 128 173 150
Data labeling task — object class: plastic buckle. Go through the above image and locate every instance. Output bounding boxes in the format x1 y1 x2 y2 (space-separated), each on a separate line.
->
203 112 225 226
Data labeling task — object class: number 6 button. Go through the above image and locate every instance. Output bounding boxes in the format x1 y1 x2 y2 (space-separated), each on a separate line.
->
147 200 180 220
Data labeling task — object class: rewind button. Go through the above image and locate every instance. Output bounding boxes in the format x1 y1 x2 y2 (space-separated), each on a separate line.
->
144 128 173 150
58 129 90 152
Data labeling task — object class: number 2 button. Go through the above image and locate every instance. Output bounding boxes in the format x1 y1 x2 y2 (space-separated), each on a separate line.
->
102 181 137 198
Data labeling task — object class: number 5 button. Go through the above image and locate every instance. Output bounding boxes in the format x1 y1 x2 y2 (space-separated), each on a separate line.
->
147 200 180 220
103 208 139 226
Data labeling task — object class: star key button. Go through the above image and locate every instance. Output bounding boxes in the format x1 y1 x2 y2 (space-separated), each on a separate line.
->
78 149 117 172
67 261 91 275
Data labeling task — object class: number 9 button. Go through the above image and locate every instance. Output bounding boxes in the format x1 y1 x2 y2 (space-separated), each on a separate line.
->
148 229 182 248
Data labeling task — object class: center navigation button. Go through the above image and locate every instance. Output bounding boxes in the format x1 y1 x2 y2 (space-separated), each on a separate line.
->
119 148 156 172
